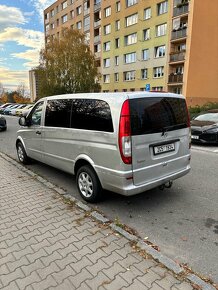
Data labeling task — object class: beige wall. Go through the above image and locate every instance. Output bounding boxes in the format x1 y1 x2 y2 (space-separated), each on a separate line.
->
184 0 218 106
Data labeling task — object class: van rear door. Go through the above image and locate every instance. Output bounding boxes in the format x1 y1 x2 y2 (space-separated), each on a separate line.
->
129 95 190 186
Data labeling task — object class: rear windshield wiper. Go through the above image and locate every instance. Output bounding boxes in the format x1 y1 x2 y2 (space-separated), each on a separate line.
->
161 123 187 136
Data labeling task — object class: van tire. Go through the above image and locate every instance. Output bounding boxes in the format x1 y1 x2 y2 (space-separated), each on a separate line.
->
16 142 30 165
76 165 102 203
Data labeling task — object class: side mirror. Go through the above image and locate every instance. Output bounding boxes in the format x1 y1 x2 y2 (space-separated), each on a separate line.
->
19 116 28 126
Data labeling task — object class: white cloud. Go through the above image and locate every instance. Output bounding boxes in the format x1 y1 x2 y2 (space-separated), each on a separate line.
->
12 49 41 68
0 5 26 29
0 67 29 91
0 27 44 50
29 0 55 22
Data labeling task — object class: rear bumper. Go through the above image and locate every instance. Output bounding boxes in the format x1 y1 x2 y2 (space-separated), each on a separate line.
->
98 165 191 196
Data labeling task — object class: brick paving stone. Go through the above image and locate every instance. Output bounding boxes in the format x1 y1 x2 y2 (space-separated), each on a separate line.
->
0 155 199 290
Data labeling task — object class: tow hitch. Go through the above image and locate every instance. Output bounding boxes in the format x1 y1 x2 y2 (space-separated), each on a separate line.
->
159 181 173 190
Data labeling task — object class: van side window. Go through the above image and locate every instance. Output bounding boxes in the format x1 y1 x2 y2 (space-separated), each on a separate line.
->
29 101 44 126
71 99 113 132
45 100 72 128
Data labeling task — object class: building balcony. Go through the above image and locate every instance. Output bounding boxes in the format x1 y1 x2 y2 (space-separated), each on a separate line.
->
94 3 101 12
168 74 183 83
94 20 101 28
84 8 90 16
173 4 189 17
94 35 101 43
171 28 187 40
169 51 185 63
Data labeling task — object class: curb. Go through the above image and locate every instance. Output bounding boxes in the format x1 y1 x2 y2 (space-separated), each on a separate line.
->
0 152 217 290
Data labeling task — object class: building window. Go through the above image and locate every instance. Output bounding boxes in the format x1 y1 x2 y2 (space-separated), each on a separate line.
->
114 73 119 82
115 56 119 66
104 24 111 35
62 1 67 9
104 6 111 17
116 1 121 12
71 10 74 18
51 9 55 17
45 24 49 32
124 52 136 64
157 1 168 15
76 5 82 15
62 14 68 23
103 75 110 83
156 23 167 36
45 12 49 20
51 23 55 29
103 58 110 68
115 38 120 48
115 20 120 31
125 33 137 45
76 21 82 29
154 45 166 58
142 49 149 60
152 86 163 91
126 0 137 8
57 19 59 26
143 28 150 40
104 41 111 51
141 69 148 79
153 67 164 78
144 7 151 20
125 13 138 27
124 71 136 81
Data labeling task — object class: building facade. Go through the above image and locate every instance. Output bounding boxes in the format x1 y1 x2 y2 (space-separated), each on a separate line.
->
44 0 218 106
29 70 39 102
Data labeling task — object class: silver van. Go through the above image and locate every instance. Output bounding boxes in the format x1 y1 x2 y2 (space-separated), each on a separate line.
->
16 92 191 202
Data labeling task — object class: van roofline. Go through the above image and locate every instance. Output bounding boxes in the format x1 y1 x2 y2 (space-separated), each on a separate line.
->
38 92 185 102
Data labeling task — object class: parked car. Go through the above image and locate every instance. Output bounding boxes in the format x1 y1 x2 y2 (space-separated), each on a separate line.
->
0 103 12 114
10 104 26 116
0 115 7 131
191 110 218 144
4 104 21 115
16 104 33 117
16 92 191 202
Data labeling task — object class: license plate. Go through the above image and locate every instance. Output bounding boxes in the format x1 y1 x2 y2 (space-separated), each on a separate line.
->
191 135 199 140
154 143 175 155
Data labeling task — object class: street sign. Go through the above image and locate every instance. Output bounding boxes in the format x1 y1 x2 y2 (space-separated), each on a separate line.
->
145 84 150 91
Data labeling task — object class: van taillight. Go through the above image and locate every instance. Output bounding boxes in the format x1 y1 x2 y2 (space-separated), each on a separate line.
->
119 100 132 164
185 102 191 149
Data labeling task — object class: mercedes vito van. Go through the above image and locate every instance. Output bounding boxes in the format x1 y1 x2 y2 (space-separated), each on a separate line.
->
16 92 191 202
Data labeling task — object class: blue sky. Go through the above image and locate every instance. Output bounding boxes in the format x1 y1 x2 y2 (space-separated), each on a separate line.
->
0 0 54 93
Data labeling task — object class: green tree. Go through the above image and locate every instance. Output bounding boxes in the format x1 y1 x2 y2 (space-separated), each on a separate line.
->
36 28 100 99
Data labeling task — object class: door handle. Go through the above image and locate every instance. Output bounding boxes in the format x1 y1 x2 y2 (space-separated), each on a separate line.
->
36 131 41 135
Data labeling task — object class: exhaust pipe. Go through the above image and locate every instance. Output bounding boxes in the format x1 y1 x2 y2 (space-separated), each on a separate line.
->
159 181 173 190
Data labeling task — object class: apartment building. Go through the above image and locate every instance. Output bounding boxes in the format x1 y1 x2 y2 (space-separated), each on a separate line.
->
29 69 40 102
44 0 218 106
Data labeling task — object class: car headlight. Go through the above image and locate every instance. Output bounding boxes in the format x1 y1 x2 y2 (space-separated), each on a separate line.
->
204 127 218 133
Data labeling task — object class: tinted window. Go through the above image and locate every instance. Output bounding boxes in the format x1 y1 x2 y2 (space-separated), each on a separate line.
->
29 102 44 126
71 99 113 132
130 97 188 135
45 99 72 128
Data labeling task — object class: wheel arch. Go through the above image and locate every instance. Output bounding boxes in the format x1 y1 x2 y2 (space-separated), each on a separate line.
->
74 155 96 176
16 136 27 152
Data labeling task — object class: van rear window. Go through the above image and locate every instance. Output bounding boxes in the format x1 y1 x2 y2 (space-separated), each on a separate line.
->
130 97 188 136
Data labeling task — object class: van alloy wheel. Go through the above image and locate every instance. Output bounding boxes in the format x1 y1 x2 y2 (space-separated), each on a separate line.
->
76 165 102 203
16 142 30 165
78 172 93 198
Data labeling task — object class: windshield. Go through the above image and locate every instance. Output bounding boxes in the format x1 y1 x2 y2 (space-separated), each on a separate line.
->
195 113 218 122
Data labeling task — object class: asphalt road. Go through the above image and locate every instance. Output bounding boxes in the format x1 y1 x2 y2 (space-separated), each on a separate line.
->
1 116 218 283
